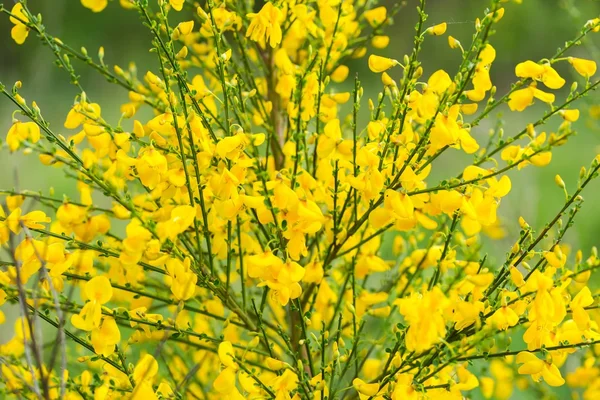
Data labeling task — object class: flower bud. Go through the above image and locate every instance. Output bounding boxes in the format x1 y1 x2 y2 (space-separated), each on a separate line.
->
511 242 520 254
554 174 565 189
448 36 460 49
176 46 188 59
414 66 423 79
518 216 529 229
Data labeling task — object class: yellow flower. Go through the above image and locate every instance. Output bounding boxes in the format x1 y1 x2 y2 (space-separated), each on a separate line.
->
239 371 261 395
81 0 108 12
570 286 594 330
428 22 447 35
165 258 197 301
448 35 461 49
382 72 396 87
218 341 237 369
169 0 185 11
120 220 152 266
9 4 30 45
119 0 136 9
461 103 478 115
508 85 555 112
85 275 113 304
368 306 391 318
352 378 380 396
515 61 565 89
173 20 194 39
266 357 287 370
246 250 307 304
569 57 597 78
317 119 353 159
392 374 419 399
71 276 113 331
396 288 448 352
516 352 565 387
510 266 526 287
90 317 120 356
372 35 390 49
541 65 566 89
213 366 237 394
133 354 159 383
364 7 387 27
331 65 349 82
356 255 390 278
455 364 479 391
368 55 400 73
427 69 452 94
515 60 545 79
303 259 324 283
560 109 580 122
216 132 250 160
490 7 505 22
156 205 196 242
131 381 158 400
5 208 50 234
489 306 519 330
246 2 283 48
586 17 600 32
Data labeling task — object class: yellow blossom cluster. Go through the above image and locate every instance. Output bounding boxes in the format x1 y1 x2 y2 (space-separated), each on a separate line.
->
0 0 600 399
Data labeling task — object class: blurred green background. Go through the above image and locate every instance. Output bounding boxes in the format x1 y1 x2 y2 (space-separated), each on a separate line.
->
0 1 600 397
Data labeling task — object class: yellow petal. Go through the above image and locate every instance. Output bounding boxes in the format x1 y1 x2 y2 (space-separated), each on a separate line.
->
530 151 552 167
428 22 447 36
133 354 159 382
560 109 579 122
515 60 545 79
569 57 597 78
213 367 236 394
265 357 287 370
368 55 399 73
331 65 349 83
10 4 29 25
463 165 487 181
169 0 185 12
11 24 29 45
427 70 452 94
81 0 108 13
508 87 534 112
176 21 194 36
218 341 237 368
372 35 390 49
352 378 380 396
461 103 478 115
532 88 555 104
541 65 565 89
85 276 113 304
542 364 565 387
364 7 387 28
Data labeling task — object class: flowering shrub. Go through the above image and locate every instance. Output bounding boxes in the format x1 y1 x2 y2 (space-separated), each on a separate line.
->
1 0 600 399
